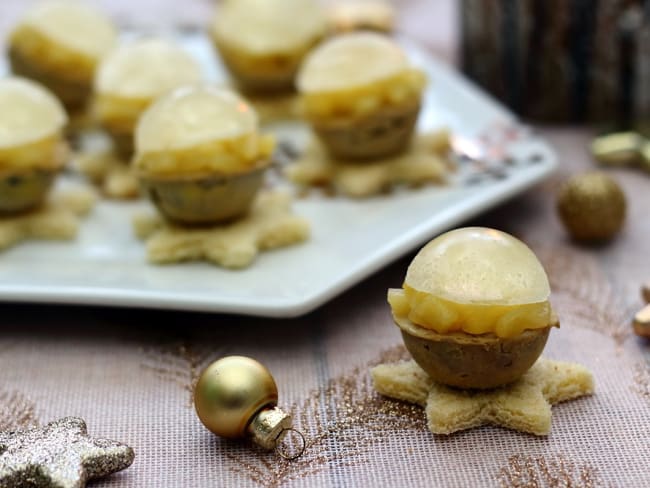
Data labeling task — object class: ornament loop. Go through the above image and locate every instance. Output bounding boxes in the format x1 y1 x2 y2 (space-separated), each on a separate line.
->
275 428 306 461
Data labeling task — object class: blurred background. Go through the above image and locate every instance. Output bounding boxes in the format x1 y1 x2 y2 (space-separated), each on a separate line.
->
5 0 647 129
0 0 455 61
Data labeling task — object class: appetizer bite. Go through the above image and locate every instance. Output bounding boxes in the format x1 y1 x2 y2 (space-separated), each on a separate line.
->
327 0 395 34
8 0 116 110
388 227 557 389
0 77 68 214
297 32 426 160
94 39 202 156
210 0 327 93
134 85 274 224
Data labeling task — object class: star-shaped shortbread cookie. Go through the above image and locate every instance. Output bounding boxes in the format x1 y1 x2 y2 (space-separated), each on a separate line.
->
0 189 95 251
73 150 139 199
134 191 310 268
286 130 453 197
0 417 134 488
372 358 594 436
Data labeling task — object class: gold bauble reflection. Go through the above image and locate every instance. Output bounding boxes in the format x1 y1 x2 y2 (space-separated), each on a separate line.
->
557 171 626 242
194 356 278 439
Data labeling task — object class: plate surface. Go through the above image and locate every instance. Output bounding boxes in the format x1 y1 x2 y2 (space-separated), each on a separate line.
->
0 33 556 317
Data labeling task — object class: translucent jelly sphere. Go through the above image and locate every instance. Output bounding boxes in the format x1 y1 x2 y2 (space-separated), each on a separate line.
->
135 85 258 153
297 32 409 93
0 77 67 149
95 39 202 99
405 227 550 305
21 0 116 59
212 0 326 55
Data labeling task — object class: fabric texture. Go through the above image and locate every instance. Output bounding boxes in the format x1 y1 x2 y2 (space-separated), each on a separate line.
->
0 1 649 487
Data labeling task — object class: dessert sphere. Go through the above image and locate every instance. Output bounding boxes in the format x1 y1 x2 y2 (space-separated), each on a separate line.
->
9 0 116 109
405 227 550 308
388 227 556 389
134 85 274 224
211 0 326 93
94 39 202 156
0 77 68 213
297 32 425 160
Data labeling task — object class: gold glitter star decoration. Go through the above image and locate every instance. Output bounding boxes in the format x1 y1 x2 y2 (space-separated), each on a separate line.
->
133 191 310 268
285 130 453 197
0 189 95 252
371 357 594 436
0 417 134 488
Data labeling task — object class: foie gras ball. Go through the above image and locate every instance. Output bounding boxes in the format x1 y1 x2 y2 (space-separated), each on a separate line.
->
0 77 68 213
94 39 202 156
8 0 116 110
134 85 274 225
210 0 327 93
297 32 426 161
388 227 558 389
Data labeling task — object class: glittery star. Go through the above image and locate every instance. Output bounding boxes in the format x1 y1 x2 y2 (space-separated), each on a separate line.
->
133 191 310 268
0 417 134 488
372 358 594 435
286 130 453 197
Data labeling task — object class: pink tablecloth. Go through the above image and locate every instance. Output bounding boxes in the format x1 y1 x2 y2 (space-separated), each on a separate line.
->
1 1 649 487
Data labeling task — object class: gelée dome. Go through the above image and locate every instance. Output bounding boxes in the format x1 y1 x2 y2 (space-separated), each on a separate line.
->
20 0 116 59
405 227 550 306
0 77 67 148
95 39 201 99
297 32 409 93
136 85 258 153
212 0 326 55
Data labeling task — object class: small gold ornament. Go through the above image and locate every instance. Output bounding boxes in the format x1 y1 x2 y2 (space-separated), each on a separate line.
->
194 356 305 459
557 171 626 242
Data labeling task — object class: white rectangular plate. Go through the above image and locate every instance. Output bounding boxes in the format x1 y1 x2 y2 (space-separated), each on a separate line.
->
0 33 556 317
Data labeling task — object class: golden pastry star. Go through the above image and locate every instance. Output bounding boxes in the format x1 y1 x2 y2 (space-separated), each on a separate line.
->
0 417 134 488
134 191 310 268
0 188 95 252
285 130 453 197
371 357 594 436
73 150 139 199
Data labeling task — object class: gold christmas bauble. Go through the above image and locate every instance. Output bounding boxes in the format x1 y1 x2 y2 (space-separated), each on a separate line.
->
557 171 626 242
194 356 279 439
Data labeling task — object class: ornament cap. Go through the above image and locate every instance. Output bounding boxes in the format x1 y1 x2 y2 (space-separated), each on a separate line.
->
248 406 292 450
